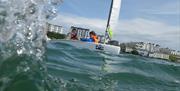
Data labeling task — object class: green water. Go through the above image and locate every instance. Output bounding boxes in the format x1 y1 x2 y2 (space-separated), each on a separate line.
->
0 41 180 91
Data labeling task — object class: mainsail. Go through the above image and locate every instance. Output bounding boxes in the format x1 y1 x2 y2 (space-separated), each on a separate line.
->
105 0 121 41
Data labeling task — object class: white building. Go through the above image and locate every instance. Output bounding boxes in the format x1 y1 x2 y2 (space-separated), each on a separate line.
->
171 51 180 56
137 49 148 56
46 23 64 34
149 53 169 60
125 47 133 53
136 42 159 52
136 42 144 49
143 43 155 52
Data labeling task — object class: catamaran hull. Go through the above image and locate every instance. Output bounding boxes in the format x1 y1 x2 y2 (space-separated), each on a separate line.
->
51 40 121 55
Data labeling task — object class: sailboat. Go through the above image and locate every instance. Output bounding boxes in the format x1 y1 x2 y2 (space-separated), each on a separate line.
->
47 0 122 55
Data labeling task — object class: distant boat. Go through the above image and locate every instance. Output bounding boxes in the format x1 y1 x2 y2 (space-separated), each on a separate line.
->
46 0 122 55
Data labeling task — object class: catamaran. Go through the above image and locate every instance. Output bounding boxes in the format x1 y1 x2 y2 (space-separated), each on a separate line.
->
46 0 122 55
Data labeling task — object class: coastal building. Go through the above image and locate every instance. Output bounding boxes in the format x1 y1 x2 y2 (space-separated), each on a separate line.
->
177 56 180 62
125 47 133 53
136 42 144 49
124 42 137 50
153 44 160 52
46 23 64 34
178 51 180 56
171 50 180 56
159 48 171 54
142 43 156 52
122 41 180 62
137 49 148 56
136 42 160 53
149 53 169 60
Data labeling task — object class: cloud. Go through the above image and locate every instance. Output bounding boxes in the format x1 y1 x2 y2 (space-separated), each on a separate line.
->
48 13 106 34
117 18 179 36
48 13 180 50
140 1 180 15
116 18 180 50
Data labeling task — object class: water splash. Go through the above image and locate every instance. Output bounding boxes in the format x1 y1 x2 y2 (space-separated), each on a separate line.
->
0 1 63 90
0 0 62 60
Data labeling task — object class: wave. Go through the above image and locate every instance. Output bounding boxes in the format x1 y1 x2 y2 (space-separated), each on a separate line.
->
45 41 180 91
0 41 180 91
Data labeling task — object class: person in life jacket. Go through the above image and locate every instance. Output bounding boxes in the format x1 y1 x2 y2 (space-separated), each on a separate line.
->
70 29 78 40
89 31 99 43
80 31 99 43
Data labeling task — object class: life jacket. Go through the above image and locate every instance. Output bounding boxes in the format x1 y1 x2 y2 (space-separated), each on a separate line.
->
92 35 99 43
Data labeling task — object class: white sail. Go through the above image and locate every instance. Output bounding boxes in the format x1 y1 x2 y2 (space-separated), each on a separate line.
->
109 0 121 30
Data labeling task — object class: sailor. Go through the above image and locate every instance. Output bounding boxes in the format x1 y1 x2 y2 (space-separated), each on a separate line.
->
80 31 99 43
89 31 99 43
70 29 78 40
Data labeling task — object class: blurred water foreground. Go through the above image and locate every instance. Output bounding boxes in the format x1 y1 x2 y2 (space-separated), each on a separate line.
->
0 0 63 60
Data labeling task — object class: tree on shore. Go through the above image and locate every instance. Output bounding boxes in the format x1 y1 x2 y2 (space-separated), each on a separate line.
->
169 55 177 62
131 49 139 55
47 31 66 39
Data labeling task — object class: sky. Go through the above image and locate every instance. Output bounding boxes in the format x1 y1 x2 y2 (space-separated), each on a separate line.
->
51 0 180 50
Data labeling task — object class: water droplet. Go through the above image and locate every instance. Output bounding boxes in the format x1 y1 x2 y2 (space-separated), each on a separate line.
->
24 67 30 72
17 49 23 55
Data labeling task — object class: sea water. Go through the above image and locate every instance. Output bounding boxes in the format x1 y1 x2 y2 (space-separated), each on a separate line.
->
0 0 180 91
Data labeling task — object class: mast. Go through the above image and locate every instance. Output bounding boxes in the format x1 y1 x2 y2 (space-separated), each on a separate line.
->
104 0 121 43
107 0 114 28
105 0 114 42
